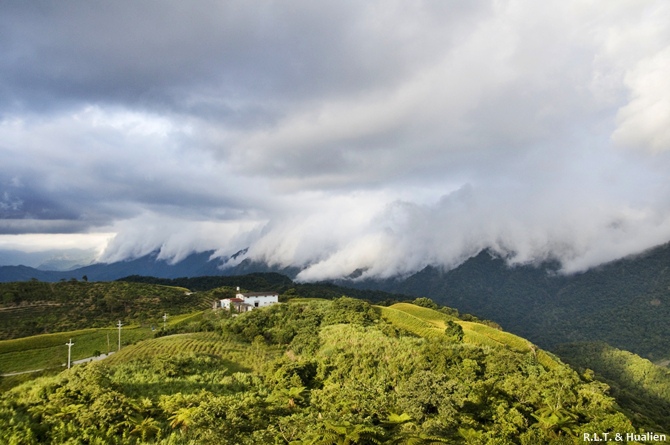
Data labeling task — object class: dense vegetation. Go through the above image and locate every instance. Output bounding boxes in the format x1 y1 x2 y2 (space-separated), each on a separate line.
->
120 272 416 305
120 272 294 293
0 298 642 444
0 280 212 340
555 342 670 434
351 245 670 361
125 243 670 365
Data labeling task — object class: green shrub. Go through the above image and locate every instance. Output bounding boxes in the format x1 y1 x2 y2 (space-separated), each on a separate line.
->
322 296 379 326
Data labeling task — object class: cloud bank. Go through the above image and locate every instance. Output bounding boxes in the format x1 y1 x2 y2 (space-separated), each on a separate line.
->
1 0 670 280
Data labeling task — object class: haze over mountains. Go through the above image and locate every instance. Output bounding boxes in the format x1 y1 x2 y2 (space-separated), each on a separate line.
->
3 242 668 362
0 242 664 283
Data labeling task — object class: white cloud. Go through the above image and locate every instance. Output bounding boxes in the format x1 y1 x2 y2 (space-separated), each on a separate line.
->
613 46 670 152
2 0 670 281
0 233 113 254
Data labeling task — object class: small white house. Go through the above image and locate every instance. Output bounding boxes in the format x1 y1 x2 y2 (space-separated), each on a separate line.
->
215 290 279 312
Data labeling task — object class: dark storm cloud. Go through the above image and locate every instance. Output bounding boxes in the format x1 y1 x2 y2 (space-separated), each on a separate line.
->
1 1 670 279
0 107 267 235
0 1 486 117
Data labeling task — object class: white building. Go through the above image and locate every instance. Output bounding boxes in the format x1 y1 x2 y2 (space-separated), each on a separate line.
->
215 290 279 312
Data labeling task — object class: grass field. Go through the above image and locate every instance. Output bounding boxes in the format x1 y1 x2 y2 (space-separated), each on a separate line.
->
385 303 458 327
380 303 561 370
378 306 444 338
106 332 242 364
105 331 282 374
0 311 206 374
0 327 151 373
458 321 532 353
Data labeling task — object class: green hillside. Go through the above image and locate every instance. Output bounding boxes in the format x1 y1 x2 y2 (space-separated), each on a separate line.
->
352 245 670 362
379 303 560 370
120 272 422 306
0 280 213 340
0 297 645 444
556 342 670 433
0 310 211 380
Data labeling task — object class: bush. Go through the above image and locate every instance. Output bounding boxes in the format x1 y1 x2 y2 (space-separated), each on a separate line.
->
322 296 379 326
412 297 438 310
444 321 464 342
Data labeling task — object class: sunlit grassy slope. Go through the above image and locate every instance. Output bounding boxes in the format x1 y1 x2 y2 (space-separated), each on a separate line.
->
379 303 559 369
0 311 206 374
0 327 149 373
105 331 282 374
104 332 228 364
0 280 213 341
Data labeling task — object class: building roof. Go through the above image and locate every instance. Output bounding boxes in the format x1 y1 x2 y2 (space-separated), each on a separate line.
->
238 292 279 297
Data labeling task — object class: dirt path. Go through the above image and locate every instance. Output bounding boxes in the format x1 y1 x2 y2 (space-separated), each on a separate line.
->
1 352 115 377
0 368 45 377
0 302 63 312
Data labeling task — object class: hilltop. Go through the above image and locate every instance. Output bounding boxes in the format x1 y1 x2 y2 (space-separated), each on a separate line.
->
0 297 647 444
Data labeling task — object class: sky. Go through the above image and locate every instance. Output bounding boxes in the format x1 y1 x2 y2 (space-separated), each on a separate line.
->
1 0 670 280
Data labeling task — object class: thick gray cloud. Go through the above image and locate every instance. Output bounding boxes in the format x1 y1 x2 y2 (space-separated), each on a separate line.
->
1 0 670 280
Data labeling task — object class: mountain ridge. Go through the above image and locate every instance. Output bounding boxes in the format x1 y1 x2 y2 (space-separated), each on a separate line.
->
344 243 670 360
2 243 669 361
0 249 302 283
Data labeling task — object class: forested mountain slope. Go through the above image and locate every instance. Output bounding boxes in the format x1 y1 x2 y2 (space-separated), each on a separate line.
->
350 244 670 361
556 342 670 433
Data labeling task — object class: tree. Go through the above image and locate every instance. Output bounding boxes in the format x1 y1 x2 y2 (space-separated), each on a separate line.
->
444 321 463 342
531 406 578 438
412 298 438 310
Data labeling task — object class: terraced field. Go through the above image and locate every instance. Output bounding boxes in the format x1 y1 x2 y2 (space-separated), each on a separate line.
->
378 306 444 338
459 321 531 352
106 332 241 363
379 303 560 370
386 303 458 327
105 331 282 373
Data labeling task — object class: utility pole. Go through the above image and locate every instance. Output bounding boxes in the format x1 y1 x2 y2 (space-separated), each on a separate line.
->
117 320 123 351
66 338 74 369
163 313 167 331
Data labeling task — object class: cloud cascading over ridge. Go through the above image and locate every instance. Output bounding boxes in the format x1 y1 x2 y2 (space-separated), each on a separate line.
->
1 0 670 280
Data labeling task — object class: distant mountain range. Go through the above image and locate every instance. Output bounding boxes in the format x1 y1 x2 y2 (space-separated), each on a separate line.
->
0 248 98 271
0 249 297 283
1 243 669 362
